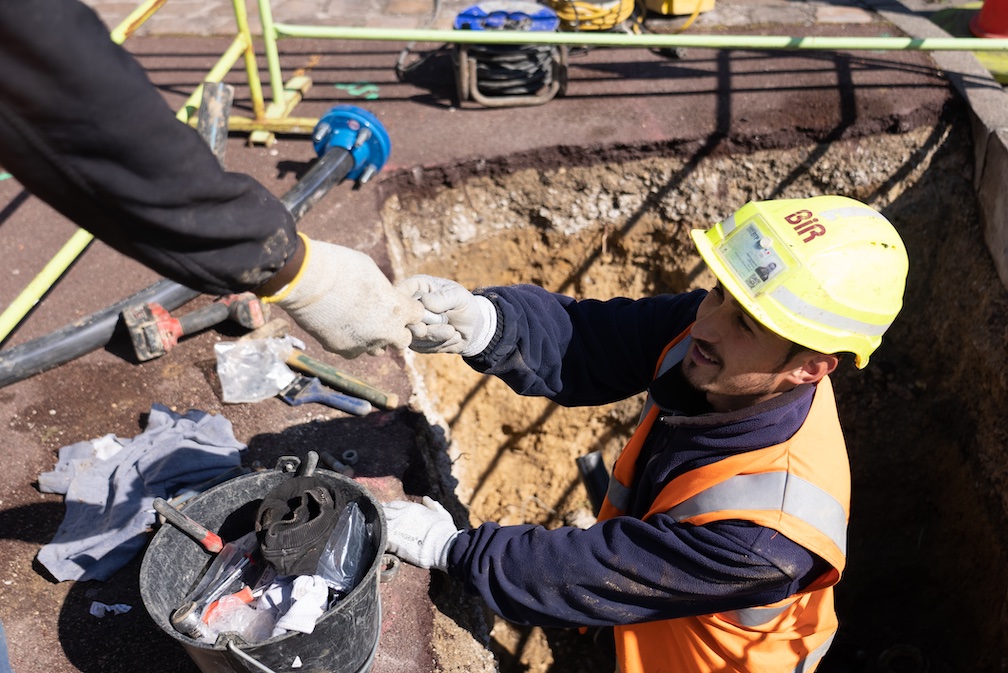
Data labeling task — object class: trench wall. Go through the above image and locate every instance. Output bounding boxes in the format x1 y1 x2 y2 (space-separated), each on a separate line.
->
381 103 1008 670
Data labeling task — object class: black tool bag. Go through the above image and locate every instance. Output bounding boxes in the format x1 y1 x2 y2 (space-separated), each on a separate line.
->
255 476 340 576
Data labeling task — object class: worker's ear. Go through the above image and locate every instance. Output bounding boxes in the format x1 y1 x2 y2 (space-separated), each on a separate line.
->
782 352 838 386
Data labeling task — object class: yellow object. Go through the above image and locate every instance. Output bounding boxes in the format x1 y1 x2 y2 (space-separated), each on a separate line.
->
690 195 909 368
644 0 713 18
259 232 312 304
548 0 636 31
930 3 1008 84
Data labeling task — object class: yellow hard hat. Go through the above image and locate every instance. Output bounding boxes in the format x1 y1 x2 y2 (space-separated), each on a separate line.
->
690 195 909 368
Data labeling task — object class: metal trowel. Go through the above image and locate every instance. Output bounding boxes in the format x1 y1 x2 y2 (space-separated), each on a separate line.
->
278 375 373 416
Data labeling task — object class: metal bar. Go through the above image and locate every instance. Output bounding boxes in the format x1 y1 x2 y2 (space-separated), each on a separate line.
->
0 229 94 344
196 82 235 165
108 0 166 44
226 115 319 134
256 0 287 108
232 0 268 121
175 33 251 125
271 23 1008 51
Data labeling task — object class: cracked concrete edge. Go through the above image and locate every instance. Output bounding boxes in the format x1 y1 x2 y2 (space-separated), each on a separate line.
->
393 351 498 671
380 204 496 667
378 199 454 487
864 0 1008 289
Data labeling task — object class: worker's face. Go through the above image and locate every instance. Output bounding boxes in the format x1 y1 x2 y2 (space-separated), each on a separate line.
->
682 282 819 412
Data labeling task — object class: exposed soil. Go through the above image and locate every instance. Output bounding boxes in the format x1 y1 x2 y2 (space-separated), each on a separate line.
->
381 103 1008 673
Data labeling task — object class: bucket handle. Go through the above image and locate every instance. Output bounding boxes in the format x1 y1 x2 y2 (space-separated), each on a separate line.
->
297 450 319 477
225 641 278 673
380 553 401 582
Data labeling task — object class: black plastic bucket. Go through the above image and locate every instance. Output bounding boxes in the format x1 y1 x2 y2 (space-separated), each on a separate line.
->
139 458 386 673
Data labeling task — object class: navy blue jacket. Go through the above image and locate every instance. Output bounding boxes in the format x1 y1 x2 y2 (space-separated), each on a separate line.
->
446 284 832 628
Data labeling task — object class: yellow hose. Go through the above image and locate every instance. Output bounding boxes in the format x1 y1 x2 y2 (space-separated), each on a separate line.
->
548 0 636 31
675 0 705 33
547 0 703 34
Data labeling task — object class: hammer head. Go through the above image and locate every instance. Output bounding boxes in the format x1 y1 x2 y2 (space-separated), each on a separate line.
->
218 293 267 329
122 302 178 361
123 293 268 362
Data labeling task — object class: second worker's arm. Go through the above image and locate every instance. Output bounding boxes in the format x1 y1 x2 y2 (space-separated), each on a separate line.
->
0 0 421 356
0 0 295 294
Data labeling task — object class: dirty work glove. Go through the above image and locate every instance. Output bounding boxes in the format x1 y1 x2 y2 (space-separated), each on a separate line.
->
396 274 496 357
383 496 462 572
264 234 424 358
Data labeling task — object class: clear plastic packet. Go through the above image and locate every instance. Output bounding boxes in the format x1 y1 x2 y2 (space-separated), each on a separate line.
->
315 502 374 600
205 594 277 643
214 336 301 403
182 531 260 607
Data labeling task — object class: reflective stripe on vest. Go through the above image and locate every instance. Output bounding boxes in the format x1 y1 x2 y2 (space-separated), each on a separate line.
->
602 333 692 515
636 335 692 424
720 600 795 628
796 629 836 673
666 471 847 556
605 471 634 514
601 326 850 673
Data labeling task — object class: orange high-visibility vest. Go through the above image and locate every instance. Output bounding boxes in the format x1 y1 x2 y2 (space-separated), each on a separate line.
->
598 327 850 673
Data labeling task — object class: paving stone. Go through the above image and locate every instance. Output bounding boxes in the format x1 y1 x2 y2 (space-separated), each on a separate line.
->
816 5 877 23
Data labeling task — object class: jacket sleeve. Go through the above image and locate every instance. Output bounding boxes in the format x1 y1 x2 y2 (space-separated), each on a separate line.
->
0 0 297 295
465 285 706 407
447 516 829 628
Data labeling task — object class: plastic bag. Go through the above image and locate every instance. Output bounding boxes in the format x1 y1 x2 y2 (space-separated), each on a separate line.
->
315 502 373 598
182 531 260 607
215 336 302 403
205 594 276 643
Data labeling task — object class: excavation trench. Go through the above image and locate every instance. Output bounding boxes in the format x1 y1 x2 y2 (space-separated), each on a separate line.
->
380 108 1008 673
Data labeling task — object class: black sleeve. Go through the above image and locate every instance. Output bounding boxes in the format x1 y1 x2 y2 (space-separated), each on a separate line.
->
447 516 830 628
0 0 297 295
466 285 706 407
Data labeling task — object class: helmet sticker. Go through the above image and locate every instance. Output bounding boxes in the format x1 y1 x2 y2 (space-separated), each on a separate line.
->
717 218 789 296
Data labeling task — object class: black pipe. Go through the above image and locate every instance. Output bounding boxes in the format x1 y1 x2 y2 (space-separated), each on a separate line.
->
280 146 355 221
0 144 360 389
0 280 200 387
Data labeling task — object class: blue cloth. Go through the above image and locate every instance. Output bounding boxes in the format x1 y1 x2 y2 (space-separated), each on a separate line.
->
0 620 14 673
448 286 830 627
37 404 245 582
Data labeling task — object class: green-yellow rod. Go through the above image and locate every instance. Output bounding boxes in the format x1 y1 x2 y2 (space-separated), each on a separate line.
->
175 34 249 123
0 229 95 343
273 24 1008 51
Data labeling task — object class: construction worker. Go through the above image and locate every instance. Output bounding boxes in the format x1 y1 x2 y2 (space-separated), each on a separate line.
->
0 0 422 357
384 195 909 673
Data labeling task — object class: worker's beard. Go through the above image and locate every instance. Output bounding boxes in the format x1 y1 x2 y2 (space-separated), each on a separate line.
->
680 340 791 412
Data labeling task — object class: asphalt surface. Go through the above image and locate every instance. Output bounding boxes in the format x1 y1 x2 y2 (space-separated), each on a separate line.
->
0 0 983 672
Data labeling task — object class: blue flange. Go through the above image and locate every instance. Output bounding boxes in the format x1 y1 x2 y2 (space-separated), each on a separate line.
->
311 105 391 183
453 0 560 31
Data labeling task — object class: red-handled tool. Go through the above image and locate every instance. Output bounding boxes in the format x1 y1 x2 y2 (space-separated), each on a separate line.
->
123 292 266 362
201 585 256 624
153 497 224 553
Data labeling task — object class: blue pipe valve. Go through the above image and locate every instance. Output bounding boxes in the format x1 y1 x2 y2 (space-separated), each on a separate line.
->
310 105 391 185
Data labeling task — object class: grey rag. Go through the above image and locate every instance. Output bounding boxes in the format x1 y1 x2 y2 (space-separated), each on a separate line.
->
36 404 245 582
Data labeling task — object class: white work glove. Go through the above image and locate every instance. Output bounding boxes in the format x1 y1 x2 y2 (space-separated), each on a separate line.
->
383 496 462 572
269 236 424 358
396 274 497 357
